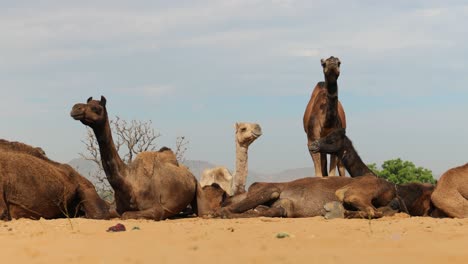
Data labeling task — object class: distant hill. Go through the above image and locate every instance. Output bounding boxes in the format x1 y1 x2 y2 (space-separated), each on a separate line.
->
68 158 315 187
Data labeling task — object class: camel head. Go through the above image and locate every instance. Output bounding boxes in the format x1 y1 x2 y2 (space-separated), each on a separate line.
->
321 56 341 83
394 183 435 216
309 128 346 154
196 183 228 217
235 122 262 147
70 96 108 128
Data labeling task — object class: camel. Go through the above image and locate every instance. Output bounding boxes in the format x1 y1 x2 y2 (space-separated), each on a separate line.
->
0 139 110 220
303 56 346 177
70 96 197 220
200 122 262 195
216 129 434 219
431 164 468 218
200 167 234 196
309 128 435 217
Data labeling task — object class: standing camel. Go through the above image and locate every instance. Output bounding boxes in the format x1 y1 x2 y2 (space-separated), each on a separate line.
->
70 96 197 220
303 56 346 177
0 140 110 220
201 122 262 195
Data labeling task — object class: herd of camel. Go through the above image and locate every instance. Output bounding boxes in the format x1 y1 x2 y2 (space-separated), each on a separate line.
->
0 56 467 221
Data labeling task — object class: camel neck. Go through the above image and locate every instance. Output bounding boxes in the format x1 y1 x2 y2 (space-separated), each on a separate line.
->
234 143 249 193
340 138 375 177
92 118 127 187
325 81 338 96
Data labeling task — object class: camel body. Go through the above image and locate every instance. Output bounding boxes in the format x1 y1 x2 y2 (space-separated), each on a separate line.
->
0 140 110 220
71 96 197 220
432 164 468 218
304 56 346 177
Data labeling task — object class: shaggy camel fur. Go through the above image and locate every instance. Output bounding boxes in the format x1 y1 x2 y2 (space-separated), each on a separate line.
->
304 56 346 177
310 128 435 217
71 96 197 220
201 122 262 195
0 140 110 220
431 164 468 218
200 167 234 196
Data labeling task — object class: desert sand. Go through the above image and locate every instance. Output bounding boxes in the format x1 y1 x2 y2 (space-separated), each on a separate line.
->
1 215 467 264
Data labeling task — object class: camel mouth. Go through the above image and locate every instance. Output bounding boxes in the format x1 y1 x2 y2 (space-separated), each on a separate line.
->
70 112 85 120
252 132 262 138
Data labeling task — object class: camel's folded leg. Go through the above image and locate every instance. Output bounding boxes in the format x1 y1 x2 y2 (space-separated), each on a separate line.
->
0 188 10 220
121 205 166 220
432 190 468 218
77 180 111 219
218 186 281 218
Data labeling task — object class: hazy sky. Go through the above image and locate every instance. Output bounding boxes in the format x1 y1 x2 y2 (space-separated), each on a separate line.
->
1 1 467 177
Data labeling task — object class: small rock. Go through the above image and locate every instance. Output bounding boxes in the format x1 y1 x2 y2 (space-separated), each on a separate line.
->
132 226 141 231
227 227 235 232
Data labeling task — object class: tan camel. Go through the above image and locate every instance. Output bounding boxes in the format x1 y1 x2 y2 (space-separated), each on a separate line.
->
200 122 262 196
200 167 234 196
431 164 468 218
303 56 346 177
70 96 197 220
0 139 110 220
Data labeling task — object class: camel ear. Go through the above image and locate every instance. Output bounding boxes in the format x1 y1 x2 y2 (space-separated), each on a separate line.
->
235 123 239 131
87 97 93 103
320 58 326 67
100 96 107 107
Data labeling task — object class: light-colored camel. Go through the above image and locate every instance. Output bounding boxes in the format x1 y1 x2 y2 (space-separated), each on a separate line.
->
200 122 262 196
0 139 110 220
431 164 468 218
70 96 197 220
303 56 346 177
200 167 234 196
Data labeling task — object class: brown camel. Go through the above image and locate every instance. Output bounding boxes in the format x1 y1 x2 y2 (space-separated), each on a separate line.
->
309 128 435 217
303 56 346 177
0 139 110 220
215 129 434 219
201 122 262 195
70 96 197 220
431 164 468 218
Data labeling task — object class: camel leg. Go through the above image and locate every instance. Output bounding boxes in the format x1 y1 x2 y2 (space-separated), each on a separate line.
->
321 153 328 176
0 188 10 221
329 155 338 176
432 191 468 218
337 158 346 177
310 152 323 177
121 205 165 220
218 187 281 218
77 181 111 219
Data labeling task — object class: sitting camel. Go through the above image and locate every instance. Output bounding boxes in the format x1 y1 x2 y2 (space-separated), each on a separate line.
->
200 167 234 196
71 96 198 220
215 129 433 219
0 139 110 220
201 122 262 195
303 56 346 177
431 164 468 218
309 128 435 217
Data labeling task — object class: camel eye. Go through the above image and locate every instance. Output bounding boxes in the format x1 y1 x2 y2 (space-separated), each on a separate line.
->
240 127 247 132
91 106 101 114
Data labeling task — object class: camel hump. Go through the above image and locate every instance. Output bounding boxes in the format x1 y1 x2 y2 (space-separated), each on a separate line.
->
159 147 172 152
0 139 49 160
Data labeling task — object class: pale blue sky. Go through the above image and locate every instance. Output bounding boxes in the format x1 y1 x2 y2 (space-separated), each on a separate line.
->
1 1 467 177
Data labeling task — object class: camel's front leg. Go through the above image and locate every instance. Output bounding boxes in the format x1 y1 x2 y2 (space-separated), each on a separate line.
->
121 205 165 220
218 187 281 218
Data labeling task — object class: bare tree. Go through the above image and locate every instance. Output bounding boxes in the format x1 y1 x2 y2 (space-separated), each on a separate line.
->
78 116 189 201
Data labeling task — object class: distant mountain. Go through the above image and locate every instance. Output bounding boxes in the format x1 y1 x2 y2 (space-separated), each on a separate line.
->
68 158 314 187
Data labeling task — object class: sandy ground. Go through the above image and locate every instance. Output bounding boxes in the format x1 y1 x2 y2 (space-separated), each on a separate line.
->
1 215 467 264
